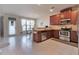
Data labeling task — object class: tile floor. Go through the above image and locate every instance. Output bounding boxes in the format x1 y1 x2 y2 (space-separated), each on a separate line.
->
51 38 78 47
0 34 78 55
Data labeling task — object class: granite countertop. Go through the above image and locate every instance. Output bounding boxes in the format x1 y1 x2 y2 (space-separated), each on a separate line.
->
33 28 60 32
34 25 77 32
34 28 77 32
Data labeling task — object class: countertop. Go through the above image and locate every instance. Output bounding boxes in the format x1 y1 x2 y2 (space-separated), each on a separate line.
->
33 27 60 32
33 28 77 32
34 25 77 32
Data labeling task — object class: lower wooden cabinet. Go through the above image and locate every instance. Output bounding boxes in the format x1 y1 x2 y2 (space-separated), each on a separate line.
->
70 31 78 43
33 32 41 42
53 30 59 39
47 30 53 39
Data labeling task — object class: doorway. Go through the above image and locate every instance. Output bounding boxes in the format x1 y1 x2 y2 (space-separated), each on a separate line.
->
21 19 35 34
8 17 16 36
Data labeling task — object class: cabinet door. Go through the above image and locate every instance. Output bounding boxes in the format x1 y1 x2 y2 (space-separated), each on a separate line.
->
61 10 72 19
33 32 41 42
71 11 78 25
53 30 59 39
70 31 78 43
50 15 60 25
63 11 67 19
66 10 72 19
50 16 54 25
47 30 54 39
55 15 60 25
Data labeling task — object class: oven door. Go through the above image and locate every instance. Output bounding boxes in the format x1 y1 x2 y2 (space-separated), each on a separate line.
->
59 30 70 41
59 31 70 37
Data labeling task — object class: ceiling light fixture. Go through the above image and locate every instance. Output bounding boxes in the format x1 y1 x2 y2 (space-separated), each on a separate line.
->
49 7 55 12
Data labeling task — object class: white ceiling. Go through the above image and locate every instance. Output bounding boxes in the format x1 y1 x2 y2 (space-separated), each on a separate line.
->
0 4 76 19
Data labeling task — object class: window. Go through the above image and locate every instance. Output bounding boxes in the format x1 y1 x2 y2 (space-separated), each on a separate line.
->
21 19 35 32
21 19 26 31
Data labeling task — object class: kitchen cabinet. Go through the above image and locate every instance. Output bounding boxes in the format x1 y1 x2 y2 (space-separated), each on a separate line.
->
60 7 72 19
60 7 78 25
53 30 59 39
61 11 67 19
33 31 41 42
50 16 53 25
50 15 56 25
60 10 72 19
50 8 78 25
47 30 53 39
70 31 78 43
71 11 78 25
50 14 60 25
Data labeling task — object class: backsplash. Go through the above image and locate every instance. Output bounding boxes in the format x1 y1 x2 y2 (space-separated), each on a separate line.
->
71 25 77 31
49 25 61 30
50 25 77 31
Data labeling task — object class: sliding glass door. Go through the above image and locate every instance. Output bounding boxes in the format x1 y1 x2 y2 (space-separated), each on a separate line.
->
26 20 35 33
21 19 35 34
21 19 26 31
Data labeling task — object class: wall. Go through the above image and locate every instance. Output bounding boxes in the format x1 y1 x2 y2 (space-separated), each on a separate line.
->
3 15 9 37
36 16 50 27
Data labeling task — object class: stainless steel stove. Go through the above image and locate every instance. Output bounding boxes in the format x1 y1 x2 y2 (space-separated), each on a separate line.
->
59 30 70 41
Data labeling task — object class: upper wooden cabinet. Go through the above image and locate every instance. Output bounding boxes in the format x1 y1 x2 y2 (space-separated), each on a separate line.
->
50 7 78 25
61 10 78 25
60 7 78 25
50 14 60 25
60 10 72 19
71 11 78 25
50 16 54 25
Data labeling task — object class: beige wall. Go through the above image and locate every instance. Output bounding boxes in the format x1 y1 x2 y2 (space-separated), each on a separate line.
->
3 15 9 37
36 15 50 27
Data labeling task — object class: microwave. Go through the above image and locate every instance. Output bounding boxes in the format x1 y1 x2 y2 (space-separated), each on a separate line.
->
60 19 71 25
